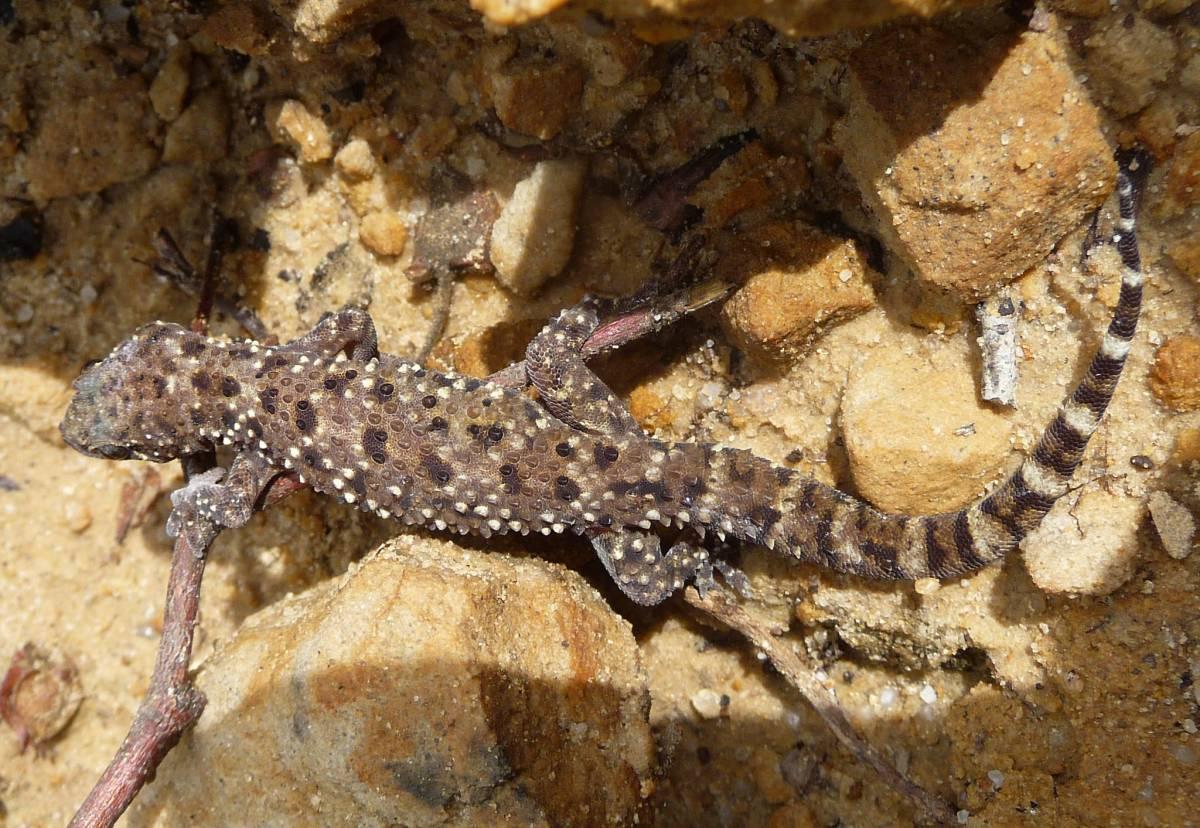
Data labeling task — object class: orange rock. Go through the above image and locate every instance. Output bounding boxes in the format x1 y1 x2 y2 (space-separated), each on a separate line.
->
486 59 586 140
841 344 1013 514
835 21 1113 301
358 211 408 257
1151 335 1200 412
718 222 876 362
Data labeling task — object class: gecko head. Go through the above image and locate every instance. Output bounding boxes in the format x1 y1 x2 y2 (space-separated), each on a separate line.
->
60 322 202 462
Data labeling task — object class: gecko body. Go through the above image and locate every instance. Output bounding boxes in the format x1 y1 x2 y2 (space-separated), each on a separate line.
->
61 171 1144 605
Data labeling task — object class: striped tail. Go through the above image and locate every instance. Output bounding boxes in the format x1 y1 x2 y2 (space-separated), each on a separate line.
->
761 165 1144 580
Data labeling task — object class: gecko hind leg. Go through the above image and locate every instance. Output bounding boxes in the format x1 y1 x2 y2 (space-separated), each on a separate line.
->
526 300 641 436
591 530 715 606
283 306 379 362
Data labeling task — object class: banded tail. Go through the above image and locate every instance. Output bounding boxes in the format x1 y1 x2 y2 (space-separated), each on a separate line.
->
756 165 1144 580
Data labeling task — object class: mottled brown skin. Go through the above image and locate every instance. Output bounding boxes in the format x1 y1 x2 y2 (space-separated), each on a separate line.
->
61 173 1144 606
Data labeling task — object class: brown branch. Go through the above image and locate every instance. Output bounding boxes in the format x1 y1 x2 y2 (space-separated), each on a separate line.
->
683 585 957 827
68 462 301 828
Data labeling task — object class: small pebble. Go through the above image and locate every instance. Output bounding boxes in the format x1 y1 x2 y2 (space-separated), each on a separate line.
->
914 577 940 595
987 769 1005 789
64 502 92 533
79 283 98 304
1169 743 1196 766
1148 491 1196 561
691 688 724 720
359 211 408 257
879 686 899 708
957 808 970 824
15 304 34 323
919 684 937 705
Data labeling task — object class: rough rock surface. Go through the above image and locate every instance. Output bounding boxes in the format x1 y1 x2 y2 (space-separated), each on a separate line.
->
1151 335 1200 412
1023 487 1146 595
490 158 588 295
719 221 877 363
134 538 654 826
841 342 1013 514
272 0 994 41
2 1 1198 826
836 21 1114 301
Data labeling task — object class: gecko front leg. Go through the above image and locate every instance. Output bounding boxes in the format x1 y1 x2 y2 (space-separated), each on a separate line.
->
165 451 280 550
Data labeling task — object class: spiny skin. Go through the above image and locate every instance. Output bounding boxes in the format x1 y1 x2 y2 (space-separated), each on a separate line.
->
60 172 1144 606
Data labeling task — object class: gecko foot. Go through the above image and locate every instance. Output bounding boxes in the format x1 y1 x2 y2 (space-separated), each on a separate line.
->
164 466 252 540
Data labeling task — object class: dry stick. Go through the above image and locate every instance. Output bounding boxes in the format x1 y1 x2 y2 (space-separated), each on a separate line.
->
69 466 305 828
684 585 958 827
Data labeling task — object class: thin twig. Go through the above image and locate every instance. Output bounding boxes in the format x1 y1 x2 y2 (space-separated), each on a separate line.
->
683 585 957 827
69 463 301 828
68 456 215 828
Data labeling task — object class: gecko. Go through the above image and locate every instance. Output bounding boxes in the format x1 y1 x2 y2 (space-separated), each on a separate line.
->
59 169 1144 607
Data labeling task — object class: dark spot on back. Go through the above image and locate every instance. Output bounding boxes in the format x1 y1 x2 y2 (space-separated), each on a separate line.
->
555 476 581 502
594 444 619 470
555 442 572 458
222 377 241 397
294 401 316 432
422 395 437 409
192 372 211 391
422 454 453 484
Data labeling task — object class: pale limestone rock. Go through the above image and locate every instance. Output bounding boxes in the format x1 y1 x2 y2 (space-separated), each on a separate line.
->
490 159 587 295
269 99 334 164
136 537 654 826
1022 488 1144 595
1148 491 1196 560
334 138 376 181
835 20 1113 301
841 345 1012 514
718 222 877 363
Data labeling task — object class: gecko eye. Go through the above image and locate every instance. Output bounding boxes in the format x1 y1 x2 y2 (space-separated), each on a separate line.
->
98 445 131 460
82 358 101 370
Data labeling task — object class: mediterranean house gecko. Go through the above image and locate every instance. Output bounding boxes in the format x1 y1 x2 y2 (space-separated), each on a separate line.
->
59 171 1144 606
